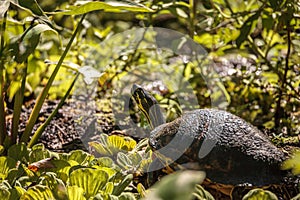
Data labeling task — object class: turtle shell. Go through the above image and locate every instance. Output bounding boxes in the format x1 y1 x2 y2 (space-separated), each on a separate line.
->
149 109 286 186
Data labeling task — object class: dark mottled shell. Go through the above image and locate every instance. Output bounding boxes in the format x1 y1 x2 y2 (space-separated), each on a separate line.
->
149 109 286 185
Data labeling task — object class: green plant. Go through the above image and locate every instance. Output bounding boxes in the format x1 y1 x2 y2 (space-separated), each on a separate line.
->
0 0 153 151
0 142 148 199
242 188 278 200
143 170 206 200
282 150 300 175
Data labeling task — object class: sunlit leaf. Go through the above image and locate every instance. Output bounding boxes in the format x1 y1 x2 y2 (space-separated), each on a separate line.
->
20 185 55 200
28 146 52 163
67 186 86 200
38 172 68 199
282 151 300 175
137 183 146 198
176 8 188 18
116 152 132 170
107 135 136 152
0 145 5 155
104 182 114 194
67 150 91 165
10 23 57 63
112 174 133 196
0 156 17 180
92 157 115 168
93 166 117 179
69 168 109 198
59 1 153 15
89 141 112 156
23 24 57 41
193 184 215 200
242 188 278 200
89 134 136 157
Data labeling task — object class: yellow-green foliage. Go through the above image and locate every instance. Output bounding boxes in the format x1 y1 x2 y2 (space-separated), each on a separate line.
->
282 151 300 175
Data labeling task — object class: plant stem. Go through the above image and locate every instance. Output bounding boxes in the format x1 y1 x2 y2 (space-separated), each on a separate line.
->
189 0 196 38
28 73 79 148
0 66 6 145
11 61 28 144
0 11 8 145
20 13 87 143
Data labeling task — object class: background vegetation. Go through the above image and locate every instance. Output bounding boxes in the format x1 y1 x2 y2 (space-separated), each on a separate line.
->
0 0 299 199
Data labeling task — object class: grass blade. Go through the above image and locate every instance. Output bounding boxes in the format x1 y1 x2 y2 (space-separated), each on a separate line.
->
28 73 79 148
20 14 86 143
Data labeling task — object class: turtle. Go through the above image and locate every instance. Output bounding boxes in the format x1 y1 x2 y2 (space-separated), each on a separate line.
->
130 84 287 186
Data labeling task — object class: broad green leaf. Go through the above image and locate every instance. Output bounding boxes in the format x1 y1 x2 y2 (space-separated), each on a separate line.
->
18 0 44 16
0 187 10 200
9 186 26 200
48 160 71 182
193 184 215 200
236 11 260 47
143 170 205 200
20 185 55 200
132 138 149 152
38 172 68 199
117 151 143 171
117 152 132 169
136 183 146 198
9 34 38 63
23 24 57 41
92 166 117 179
104 182 114 194
67 150 91 165
0 145 4 154
89 134 136 156
10 23 57 63
282 151 300 175
67 186 86 200
112 174 133 196
242 188 278 200
31 143 46 151
92 157 115 168
28 147 51 163
59 1 153 15
89 141 112 156
69 168 109 198
107 135 136 152
8 143 29 162
0 156 17 180
7 168 23 185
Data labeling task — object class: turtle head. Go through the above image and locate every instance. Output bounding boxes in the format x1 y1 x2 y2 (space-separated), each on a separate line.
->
131 84 165 129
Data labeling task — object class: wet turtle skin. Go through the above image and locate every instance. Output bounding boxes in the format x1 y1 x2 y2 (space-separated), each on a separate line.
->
149 108 286 186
